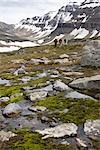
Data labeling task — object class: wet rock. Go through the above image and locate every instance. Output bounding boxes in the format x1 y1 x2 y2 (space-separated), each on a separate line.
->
28 91 48 102
0 130 16 141
29 106 47 112
3 103 22 117
36 123 78 139
84 120 100 139
65 91 94 99
69 75 100 90
53 80 71 92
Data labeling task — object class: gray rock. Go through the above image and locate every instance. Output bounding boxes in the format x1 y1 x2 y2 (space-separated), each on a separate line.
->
69 75 100 90
0 110 5 122
65 91 94 99
28 91 48 101
81 40 100 67
36 123 78 139
0 130 16 141
3 103 22 117
29 106 47 112
84 120 100 138
53 80 71 91
14 66 27 76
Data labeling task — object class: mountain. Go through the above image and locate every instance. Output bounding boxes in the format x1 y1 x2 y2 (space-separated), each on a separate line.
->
0 0 100 45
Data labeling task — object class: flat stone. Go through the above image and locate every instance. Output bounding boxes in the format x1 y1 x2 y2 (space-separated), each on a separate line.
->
28 91 48 102
0 130 16 141
36 123 78 139
84 120 100 138
59 54 69 59
62 72 84 77
65 91 94 99
53 80 71 91
3 103 22 117
29 106 47 112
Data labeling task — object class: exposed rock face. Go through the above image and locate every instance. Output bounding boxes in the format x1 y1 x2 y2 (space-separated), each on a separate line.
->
84 120 100 138
0 130 16 141
36 123 78 139
81 40 100 67
69 75 100 90
3 103 22 117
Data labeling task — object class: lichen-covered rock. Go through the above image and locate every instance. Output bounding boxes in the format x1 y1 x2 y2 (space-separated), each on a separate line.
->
28 91 48 102
0 130 16 141
3 103 22 117
36 123 78 139
84 120 100 138
81 40 100 67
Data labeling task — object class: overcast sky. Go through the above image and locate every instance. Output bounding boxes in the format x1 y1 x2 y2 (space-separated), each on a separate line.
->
0 0 84 24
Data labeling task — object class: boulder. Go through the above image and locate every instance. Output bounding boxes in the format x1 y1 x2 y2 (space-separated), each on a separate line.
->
84 120 100 138
36 123 78 139
0 130 16 141
81 40 100 67
3 103 22 117
69 75 100 90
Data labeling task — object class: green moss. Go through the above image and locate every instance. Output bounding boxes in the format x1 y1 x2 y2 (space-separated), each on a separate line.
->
37 95 100 124
2 130 73 150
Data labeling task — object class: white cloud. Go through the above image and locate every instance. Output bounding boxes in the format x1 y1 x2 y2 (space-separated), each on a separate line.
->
0 0 84 24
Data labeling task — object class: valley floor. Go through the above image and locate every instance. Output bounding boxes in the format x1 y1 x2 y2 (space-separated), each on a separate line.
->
0 44 100 150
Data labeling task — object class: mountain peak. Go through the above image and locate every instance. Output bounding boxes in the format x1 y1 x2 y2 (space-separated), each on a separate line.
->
81 0 100 8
